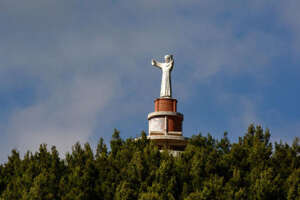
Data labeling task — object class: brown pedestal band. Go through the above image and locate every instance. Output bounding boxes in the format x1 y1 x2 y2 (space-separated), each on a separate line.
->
154 98 177 112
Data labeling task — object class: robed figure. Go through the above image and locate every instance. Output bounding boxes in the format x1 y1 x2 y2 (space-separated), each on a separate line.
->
151 55 174 98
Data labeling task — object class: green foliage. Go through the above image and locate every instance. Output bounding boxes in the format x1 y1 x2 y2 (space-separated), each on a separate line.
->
0 125 299 199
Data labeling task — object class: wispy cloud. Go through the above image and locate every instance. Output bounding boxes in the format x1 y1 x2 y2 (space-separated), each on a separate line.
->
0 0 299 162
3 73 119 159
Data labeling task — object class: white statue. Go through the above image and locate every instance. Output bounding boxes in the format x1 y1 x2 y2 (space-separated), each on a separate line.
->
151 55 174 98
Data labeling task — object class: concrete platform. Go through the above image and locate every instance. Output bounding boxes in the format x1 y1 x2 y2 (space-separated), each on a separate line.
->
147 135 188 151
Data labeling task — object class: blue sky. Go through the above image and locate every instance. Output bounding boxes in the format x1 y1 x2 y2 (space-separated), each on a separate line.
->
0 0 299 162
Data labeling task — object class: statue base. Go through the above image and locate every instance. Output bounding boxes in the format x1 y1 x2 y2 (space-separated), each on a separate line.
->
148 98 187 151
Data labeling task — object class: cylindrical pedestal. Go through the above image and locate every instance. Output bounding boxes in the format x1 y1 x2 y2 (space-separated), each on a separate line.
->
148 98 187 151
148 111 183 134
154 98 177 112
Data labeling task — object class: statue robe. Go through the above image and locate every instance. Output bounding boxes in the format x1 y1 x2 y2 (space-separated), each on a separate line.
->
153 60 173 98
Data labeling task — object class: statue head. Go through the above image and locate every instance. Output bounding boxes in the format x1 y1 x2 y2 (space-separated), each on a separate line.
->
164 55 173 62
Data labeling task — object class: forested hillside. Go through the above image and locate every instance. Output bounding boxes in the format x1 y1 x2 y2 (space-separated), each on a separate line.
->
0 124 299 200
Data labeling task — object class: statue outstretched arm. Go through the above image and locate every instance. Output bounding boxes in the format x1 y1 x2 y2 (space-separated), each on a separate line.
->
151 59 163 69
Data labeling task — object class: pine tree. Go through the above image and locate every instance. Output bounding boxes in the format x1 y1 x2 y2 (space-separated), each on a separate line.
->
0 125 299 199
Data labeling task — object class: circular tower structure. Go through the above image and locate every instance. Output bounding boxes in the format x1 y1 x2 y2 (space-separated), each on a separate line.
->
148 98 187 151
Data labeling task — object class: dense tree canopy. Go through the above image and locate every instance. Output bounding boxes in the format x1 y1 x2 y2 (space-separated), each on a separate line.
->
0 125 299 200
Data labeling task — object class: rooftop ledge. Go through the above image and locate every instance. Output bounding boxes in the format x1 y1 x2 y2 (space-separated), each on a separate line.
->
147 135 187 141
148 111 183 119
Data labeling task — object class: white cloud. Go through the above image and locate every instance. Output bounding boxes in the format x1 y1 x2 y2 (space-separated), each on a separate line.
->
276 1 300 56
3 73 120 159
1 0 299 162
